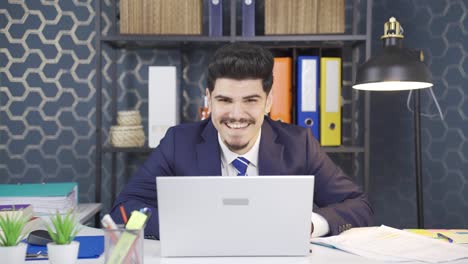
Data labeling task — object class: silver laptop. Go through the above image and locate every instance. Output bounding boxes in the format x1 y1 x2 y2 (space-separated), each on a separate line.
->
156 176 314 257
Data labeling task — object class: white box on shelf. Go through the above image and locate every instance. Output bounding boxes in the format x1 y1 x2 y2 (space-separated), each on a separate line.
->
148 66 179 148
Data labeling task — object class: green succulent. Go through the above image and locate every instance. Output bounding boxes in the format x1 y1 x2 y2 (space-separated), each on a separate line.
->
0 213 28 247
45 209 80 245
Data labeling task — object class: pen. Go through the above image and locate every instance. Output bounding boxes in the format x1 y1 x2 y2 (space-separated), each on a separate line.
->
437 233 453 243
120 205 128 224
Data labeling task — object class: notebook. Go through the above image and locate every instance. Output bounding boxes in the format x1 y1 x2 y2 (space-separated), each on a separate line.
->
157 176 314 257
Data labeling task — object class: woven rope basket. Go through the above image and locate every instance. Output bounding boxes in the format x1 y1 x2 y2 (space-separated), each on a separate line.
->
117 110 142 126
110 125 145 147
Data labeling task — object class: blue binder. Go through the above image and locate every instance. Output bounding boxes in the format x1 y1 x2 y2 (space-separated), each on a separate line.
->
297 56 320 140
242 0 255 36
208 0 222 36
26 236 104 260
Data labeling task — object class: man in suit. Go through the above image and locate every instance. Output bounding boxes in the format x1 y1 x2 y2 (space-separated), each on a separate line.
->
110 43 373 239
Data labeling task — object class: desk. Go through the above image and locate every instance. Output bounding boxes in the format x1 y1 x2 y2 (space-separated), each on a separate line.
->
27 226 468 264
76 203 102 224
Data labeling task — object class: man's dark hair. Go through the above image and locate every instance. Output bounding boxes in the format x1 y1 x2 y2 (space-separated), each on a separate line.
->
206 43 274 94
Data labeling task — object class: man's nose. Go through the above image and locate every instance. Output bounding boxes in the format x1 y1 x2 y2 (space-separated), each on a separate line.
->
229 102 244 118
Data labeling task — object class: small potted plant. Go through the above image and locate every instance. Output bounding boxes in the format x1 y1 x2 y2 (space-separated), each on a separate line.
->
0 213 29 264
45 210 80 264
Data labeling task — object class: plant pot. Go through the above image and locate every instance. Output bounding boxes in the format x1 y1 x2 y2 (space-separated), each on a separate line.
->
47 241 80 264
0 242 27 264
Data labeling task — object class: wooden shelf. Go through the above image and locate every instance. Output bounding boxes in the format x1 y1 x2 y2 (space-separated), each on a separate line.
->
101 34 366 49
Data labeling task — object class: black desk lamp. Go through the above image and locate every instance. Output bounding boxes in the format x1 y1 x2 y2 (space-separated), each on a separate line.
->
353 17 433 228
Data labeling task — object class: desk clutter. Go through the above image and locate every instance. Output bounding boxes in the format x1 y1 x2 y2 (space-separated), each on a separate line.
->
101 208 151 264
110 110 145 148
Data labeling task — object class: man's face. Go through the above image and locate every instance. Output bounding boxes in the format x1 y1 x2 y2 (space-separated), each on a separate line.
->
207 78 272 155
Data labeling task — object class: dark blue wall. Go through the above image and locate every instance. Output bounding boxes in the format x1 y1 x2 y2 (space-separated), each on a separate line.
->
370 0 468 228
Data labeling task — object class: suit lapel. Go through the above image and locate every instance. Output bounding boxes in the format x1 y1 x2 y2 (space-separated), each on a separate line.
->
196 119 222 176
258 118 284 175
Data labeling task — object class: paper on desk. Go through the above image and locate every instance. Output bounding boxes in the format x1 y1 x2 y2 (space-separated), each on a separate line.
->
438 230 468 244
311 225 468 263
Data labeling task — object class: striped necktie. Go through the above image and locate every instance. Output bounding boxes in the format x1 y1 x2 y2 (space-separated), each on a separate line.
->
232 157 250 176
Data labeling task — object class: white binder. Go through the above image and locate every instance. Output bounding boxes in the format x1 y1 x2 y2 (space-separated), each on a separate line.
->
148 66 179 148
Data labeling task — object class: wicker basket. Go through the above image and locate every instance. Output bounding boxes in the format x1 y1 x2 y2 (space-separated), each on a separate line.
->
117 110 142 126
110 125 145 147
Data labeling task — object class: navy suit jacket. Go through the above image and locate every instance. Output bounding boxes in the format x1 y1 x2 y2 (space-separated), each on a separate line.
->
110 116 373 239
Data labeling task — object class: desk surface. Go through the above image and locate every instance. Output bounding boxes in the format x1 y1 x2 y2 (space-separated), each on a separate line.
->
27 226 468 264
76 203 102 224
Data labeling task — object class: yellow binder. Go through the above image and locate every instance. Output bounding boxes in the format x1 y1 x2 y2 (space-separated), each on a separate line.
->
320 57 342 146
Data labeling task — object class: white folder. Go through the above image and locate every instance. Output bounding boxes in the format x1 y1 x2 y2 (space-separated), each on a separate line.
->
148 66 179 148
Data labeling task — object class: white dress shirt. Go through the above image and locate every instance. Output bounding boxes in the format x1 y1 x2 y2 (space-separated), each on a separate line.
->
217 131 330 237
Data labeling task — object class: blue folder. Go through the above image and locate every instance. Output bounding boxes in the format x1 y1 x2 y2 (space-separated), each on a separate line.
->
26 236 104 261
242 0 255 36
297 56 320 140
208 0 222 36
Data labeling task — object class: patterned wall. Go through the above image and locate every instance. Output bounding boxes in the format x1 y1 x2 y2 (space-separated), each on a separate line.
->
2 0 466 228
0 1 97 202
370 0 468 228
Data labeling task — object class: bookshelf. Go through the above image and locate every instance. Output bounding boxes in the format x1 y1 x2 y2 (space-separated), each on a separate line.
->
95 0 373 204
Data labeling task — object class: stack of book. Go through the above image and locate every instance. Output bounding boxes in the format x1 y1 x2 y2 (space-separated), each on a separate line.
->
0 182 78 215
0 204 43 233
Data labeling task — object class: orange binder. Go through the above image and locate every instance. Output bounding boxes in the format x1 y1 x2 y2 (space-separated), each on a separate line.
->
270 57 292 123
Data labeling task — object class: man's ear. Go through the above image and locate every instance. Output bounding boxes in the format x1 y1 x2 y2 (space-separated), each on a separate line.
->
265 91 273 114
205 88 211 112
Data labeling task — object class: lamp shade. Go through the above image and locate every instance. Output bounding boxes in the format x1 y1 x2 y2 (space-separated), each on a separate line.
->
353 17 433 91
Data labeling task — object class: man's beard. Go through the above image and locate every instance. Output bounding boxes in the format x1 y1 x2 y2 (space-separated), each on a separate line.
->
224 140 250 152
220 117 256 152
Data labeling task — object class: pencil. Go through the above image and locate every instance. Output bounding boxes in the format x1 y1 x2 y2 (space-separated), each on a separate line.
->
120 205 128 224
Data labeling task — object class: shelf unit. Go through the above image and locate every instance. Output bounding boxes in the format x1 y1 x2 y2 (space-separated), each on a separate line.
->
95 0 373 205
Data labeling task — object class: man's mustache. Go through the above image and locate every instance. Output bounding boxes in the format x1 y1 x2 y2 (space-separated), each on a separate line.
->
221 118 255 124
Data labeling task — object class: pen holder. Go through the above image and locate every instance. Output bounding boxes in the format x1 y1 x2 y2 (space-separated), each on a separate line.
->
104 226 144 264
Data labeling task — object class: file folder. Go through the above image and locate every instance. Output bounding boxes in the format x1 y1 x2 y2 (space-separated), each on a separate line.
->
242 0 255 36
27 236 104 260
270 57 292 123
297 56 320 140
320 57 341 146
148 66 179 148
208 0 223 36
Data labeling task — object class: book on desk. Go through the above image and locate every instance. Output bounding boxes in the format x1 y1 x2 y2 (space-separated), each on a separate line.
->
0 182 78 215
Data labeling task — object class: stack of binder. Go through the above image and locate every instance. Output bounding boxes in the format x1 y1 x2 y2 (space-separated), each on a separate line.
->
0 182 78 215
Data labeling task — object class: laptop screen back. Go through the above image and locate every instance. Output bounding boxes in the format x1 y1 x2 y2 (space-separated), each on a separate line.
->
157 176 314 257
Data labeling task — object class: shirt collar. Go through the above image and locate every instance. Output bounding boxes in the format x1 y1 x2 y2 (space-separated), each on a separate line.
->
218 129 261 168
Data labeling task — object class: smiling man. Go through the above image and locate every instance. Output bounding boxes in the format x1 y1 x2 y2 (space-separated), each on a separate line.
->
110 43 373 239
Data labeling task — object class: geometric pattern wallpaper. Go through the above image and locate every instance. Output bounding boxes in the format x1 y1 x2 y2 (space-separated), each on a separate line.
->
370 0 468 229
2 0 466 229
0 1 97 203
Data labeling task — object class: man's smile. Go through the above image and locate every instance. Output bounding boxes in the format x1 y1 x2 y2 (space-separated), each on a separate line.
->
224 121 250 129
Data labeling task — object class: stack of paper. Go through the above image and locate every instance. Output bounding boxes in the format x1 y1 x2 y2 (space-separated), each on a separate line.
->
0 183 78 215
311 225 468 263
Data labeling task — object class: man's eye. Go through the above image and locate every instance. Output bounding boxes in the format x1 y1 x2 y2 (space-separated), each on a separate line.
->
218 98 230 103
246 99 258 103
